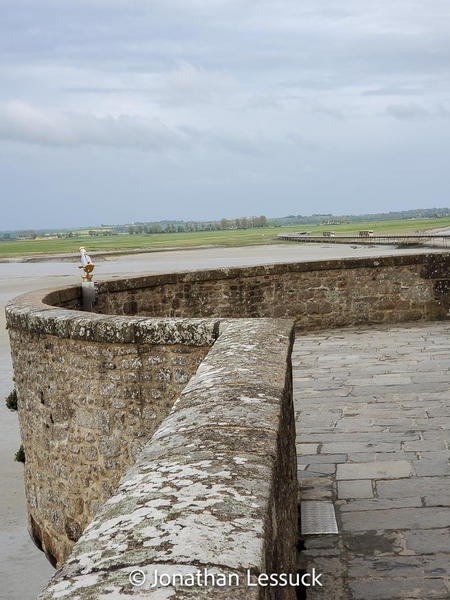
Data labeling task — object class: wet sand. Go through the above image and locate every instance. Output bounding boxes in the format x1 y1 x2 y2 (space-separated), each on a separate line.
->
0 243 444 600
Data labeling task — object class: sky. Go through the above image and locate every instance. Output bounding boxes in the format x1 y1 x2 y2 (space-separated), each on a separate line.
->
1 0 450 229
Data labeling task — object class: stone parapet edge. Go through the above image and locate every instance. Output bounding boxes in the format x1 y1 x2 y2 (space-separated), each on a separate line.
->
5 286 220 346
93 252 450 294
37 318 297 600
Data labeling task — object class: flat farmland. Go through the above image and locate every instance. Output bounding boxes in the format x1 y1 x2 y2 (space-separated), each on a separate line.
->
2 217 450 259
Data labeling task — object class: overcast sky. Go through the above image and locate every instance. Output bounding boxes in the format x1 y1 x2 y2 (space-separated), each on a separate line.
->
1 0 450 229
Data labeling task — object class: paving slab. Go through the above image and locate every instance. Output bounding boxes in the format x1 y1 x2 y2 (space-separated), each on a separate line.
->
404 529 450 554
294 321 450 599
298 454 347 464
376 476 450 498
323 441 402 454
337 480 373 500
338 497 422 512
340 506 450 531
336 460 414 480
348 554 450 578
349 576 449 600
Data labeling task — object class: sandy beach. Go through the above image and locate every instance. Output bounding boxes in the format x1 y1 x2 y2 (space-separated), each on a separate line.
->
0 243 445 600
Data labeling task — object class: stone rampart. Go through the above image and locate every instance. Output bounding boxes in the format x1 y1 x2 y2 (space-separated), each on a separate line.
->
38 319 297 599
92 254 450 327
5 252 450 598
7 288 217 565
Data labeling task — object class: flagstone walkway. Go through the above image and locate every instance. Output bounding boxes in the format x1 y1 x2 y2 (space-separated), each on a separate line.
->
294 321 450 600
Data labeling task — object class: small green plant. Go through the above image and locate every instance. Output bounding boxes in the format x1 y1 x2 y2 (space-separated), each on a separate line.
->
15 444 25 463
5 389 18 411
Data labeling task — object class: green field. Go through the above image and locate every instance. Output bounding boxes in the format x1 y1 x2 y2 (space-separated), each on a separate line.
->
309 217 450 236
1 218 450 259
0 228 282 258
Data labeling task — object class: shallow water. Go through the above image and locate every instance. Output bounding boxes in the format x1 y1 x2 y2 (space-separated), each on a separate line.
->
0 243 442 599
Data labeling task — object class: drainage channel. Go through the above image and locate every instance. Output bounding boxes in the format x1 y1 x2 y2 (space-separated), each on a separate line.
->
297 501 340 599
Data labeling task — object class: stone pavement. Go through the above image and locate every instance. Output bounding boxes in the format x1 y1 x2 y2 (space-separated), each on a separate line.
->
293 322 450 600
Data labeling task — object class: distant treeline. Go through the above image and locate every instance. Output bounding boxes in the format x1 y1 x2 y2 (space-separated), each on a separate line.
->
126 215 268 235
1 208 449 239
275 207 450 226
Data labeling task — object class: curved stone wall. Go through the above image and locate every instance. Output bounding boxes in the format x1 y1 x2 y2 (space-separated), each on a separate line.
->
7 289 218 565
91 254 450 327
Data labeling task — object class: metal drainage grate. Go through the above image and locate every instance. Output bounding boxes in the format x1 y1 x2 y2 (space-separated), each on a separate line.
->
300 501 339 535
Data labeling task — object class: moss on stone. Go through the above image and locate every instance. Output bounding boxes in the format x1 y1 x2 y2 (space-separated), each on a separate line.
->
15 444 25 463
5 388 18 411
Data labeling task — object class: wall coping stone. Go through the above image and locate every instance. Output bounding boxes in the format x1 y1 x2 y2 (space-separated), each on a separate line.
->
91 252 450 295
6 285 220 346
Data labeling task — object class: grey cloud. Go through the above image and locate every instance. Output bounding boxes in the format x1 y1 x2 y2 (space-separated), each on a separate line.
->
0 101 186 150
161 63 239 106
0 101 315 158
243 94 283 110
362 85 426 97
56 63 240 109
60 87 146 95
179 124 320 157
2 0 449 105
285 133 321 151
436 104 450 118
216 133 275 157
300 99 345 119
386 103 450 120
386 103 431 120
177 125 275 157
